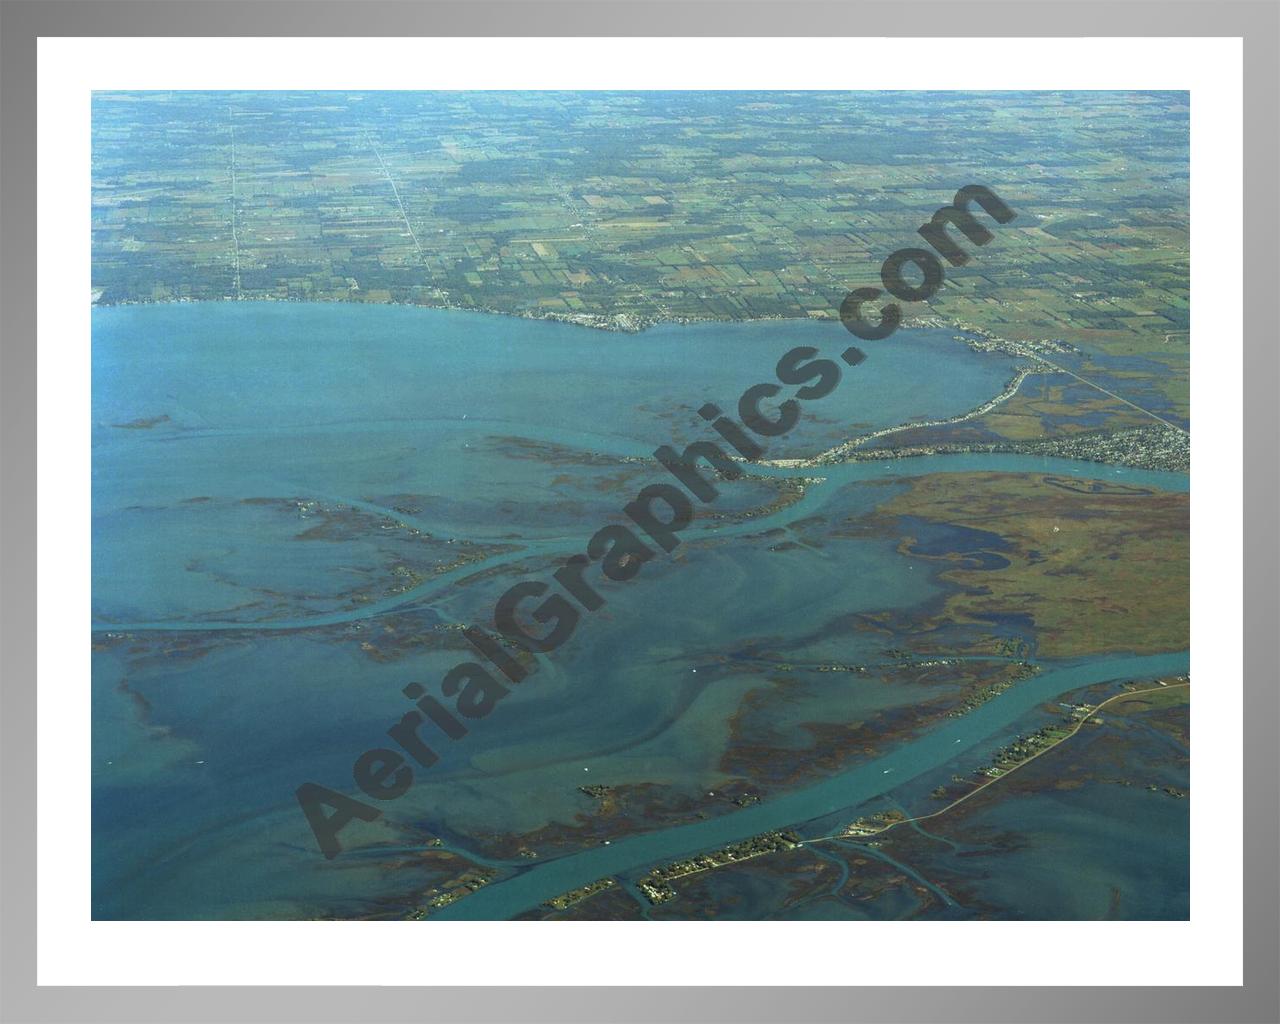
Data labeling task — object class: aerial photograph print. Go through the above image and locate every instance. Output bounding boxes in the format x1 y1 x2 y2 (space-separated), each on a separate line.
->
91 89 1190 922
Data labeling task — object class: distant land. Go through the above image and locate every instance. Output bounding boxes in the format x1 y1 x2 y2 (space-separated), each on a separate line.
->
92 91 1189 436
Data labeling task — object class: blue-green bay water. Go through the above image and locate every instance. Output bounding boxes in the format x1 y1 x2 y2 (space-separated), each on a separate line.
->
92 303 1188 920
92 302 1024 623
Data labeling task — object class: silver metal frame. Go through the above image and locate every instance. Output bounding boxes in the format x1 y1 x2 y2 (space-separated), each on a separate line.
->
2 2 1275 1021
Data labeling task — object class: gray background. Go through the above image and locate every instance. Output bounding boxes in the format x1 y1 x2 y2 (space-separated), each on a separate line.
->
1 1 1276 1021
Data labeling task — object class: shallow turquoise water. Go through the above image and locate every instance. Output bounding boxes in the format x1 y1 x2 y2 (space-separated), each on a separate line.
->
91 302 1189 920
92 302 1025 620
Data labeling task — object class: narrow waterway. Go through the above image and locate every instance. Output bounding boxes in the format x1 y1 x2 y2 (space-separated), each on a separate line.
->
432 650 1188 919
